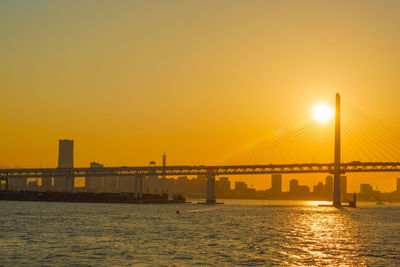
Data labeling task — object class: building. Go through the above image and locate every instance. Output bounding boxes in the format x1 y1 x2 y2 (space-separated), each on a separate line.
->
85 162 104 193
289 179 309 197
360 184 372 194
289 179 299 192
54 139 74 192
41 176 52 191
271 174 282 195
27 180 40 191
313 182 325 197
119 176 135 193
235 181 247 193
216 177 231 194
325 175 333 198
104 176 118 193
9 177 27 191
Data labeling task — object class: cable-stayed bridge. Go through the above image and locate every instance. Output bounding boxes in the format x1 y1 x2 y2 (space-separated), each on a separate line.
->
1 94 400 206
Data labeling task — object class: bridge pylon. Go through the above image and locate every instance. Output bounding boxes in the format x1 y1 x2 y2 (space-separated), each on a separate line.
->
333 93 342 207
206 174 216 203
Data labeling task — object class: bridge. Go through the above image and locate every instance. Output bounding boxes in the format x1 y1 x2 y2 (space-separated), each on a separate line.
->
1 94 399 206
2 162 400 178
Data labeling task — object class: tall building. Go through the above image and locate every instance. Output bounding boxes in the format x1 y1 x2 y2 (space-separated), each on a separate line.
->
271 174 282 195
216 177 231 194
325 175 333 200
289 179 299 192
313 182 325 197
54 139 74 192
86 162 104 193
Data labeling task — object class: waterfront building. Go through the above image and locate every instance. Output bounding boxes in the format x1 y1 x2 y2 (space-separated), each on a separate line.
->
9 177 27 191
85 162 104 193
360 184 373 194
216 177 231 194
119 176 134 193
271 174 282 195
324 175 333 199
104 176 118 193
54 139 74 192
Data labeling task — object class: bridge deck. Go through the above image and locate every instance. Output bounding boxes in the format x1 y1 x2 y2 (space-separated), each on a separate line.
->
1 162 400 178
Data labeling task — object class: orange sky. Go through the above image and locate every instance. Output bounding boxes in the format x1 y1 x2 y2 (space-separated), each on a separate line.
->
1 1 400 192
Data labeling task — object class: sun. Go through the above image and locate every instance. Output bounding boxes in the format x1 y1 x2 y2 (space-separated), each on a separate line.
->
312 103 334 124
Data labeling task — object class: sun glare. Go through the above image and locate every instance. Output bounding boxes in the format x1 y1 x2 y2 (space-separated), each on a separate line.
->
312 103 334 124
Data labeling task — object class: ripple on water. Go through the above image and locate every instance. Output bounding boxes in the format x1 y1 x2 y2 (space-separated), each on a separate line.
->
0 201 399 265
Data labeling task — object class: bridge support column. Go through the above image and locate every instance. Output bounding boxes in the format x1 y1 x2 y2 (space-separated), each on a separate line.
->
139 176 143 199
5 178 8 191
333 93 342 207
206 174 216 204
134 176 139 199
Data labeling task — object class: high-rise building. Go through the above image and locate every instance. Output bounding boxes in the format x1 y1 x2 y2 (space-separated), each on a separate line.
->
271 174 282 195
313 182 325 196
325 175 333 200
54 139 74 192
86 162 104 193
289 179 299 192
216 177 231 194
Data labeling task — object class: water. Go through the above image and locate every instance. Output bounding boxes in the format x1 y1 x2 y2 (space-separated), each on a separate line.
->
0 200 399 266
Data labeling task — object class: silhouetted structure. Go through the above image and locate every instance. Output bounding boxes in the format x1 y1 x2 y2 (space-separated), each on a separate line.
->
86 162 104 193
325 175 333 200
271 174 282 195
333 93 341 206
104 175 118 193
119 176 134 193
55 139 74 192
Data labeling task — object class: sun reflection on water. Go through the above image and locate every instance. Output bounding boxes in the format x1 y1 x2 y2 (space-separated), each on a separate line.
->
278 206 363 265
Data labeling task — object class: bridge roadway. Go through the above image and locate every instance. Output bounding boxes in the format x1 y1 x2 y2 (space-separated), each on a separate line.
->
1 162 400 179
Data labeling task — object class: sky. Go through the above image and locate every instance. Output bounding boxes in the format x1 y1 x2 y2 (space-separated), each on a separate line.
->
1 1 400 192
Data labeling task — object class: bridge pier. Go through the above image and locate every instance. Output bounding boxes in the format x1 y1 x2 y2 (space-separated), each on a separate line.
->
139 176 143 199
134 176 139 198
206 174 216 204
333 93 342 207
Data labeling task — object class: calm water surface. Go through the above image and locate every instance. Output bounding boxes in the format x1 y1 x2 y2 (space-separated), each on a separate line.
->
0 200 399 266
